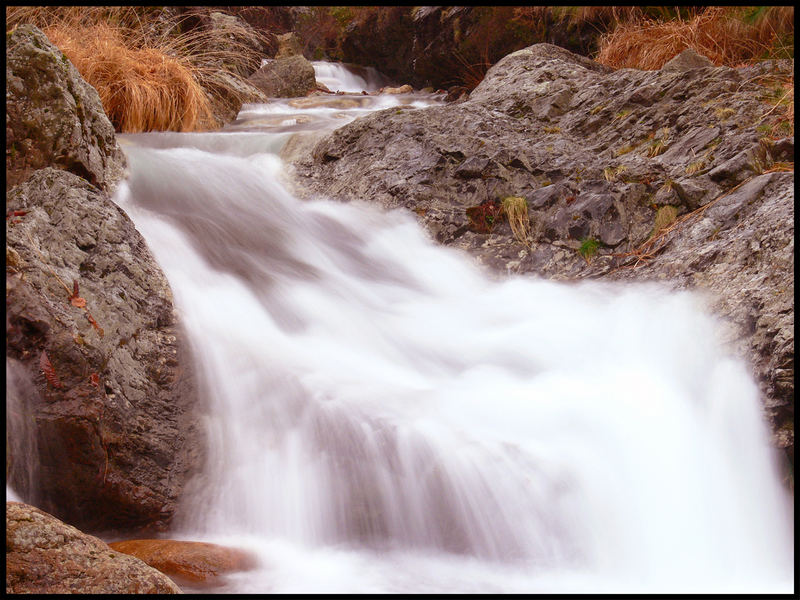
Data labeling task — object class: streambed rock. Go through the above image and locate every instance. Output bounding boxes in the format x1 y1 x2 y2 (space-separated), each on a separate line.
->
290 43 794 468
248 54 317 98
6 502 181 594
108 539 258 585
6 24 202 530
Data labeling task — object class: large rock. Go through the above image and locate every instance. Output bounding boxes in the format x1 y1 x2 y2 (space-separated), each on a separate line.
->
248 54 317 97
108 539 257 584
6 502 181 594
6 169 203 531
289 43 794 468
5 24 126 191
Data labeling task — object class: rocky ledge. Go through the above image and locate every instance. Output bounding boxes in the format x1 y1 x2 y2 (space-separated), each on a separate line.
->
289 44 794 471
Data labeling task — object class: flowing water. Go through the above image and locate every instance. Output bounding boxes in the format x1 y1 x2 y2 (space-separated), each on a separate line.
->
9 63 794 593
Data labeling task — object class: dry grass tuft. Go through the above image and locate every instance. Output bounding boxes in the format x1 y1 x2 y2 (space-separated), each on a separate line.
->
501 196 531 245
596 6 794 70
45 23 215 133
6 6 273 132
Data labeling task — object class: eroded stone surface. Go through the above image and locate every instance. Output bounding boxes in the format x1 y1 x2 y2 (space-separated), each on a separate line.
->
6 169 204 531
6 502 181 594
6 24 126 191
289 43 794 466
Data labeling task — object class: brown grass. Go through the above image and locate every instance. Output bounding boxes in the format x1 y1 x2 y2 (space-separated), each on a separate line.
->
6 6 272 133
596 6 794 70
45 23 215 133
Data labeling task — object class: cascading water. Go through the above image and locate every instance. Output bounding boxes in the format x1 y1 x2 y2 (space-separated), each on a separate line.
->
9 62 793 593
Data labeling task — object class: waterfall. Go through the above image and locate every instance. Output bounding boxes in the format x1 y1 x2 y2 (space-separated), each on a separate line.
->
9 63 793 593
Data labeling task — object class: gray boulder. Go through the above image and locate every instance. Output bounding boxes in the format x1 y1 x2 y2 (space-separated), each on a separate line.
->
6 501 182 593
6 169 203 531
248 54 317 97
5 24 126 191
290 43 794 468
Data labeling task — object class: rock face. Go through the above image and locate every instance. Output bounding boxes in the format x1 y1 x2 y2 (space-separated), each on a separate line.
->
5 25 126 191
108 539 257 584
6 24 202 531
248 54 317 97
6 502 181 594
289 43 794 468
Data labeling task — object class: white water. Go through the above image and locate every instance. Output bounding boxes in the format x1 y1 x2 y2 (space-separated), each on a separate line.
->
10 62 794 593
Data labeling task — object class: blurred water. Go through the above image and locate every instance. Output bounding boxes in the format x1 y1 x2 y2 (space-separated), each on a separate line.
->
8 62 793 593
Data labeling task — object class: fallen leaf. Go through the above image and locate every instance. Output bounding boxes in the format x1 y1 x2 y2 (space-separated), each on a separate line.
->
40 350 62 389
90 372 99 387
70 296 87 308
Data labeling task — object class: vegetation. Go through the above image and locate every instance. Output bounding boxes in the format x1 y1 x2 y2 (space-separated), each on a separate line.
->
650 205 679 240
501 196 531 245
595 6 793 70
5 6 273 132
578 237 601 262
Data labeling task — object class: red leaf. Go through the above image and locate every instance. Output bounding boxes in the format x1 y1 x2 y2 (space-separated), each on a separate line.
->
40 350 62 389
73 280 79 297
70 296 87 308
90 372 99 387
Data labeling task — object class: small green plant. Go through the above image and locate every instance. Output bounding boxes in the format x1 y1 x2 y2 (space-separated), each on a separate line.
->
614 108 632 120
465 199 504 233
501 196 531 245
578 237 601 262
756 123 772 134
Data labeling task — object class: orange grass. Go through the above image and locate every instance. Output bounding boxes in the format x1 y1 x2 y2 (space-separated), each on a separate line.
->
44 23 215 133
6 6 271 133
596 6 794 70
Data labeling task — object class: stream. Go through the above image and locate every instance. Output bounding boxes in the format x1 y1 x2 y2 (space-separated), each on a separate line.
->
11 61 795 593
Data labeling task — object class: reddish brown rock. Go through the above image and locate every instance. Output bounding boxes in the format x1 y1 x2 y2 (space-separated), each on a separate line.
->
5 502 181 594
108 539 258 583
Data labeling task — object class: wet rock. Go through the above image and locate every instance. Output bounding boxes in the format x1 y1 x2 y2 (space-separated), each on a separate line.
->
290 43 794 466
6 502 181 594
381 84 414 94
108 539 257 584
5 25 126 192
248 54 317 98
6 168 203 532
